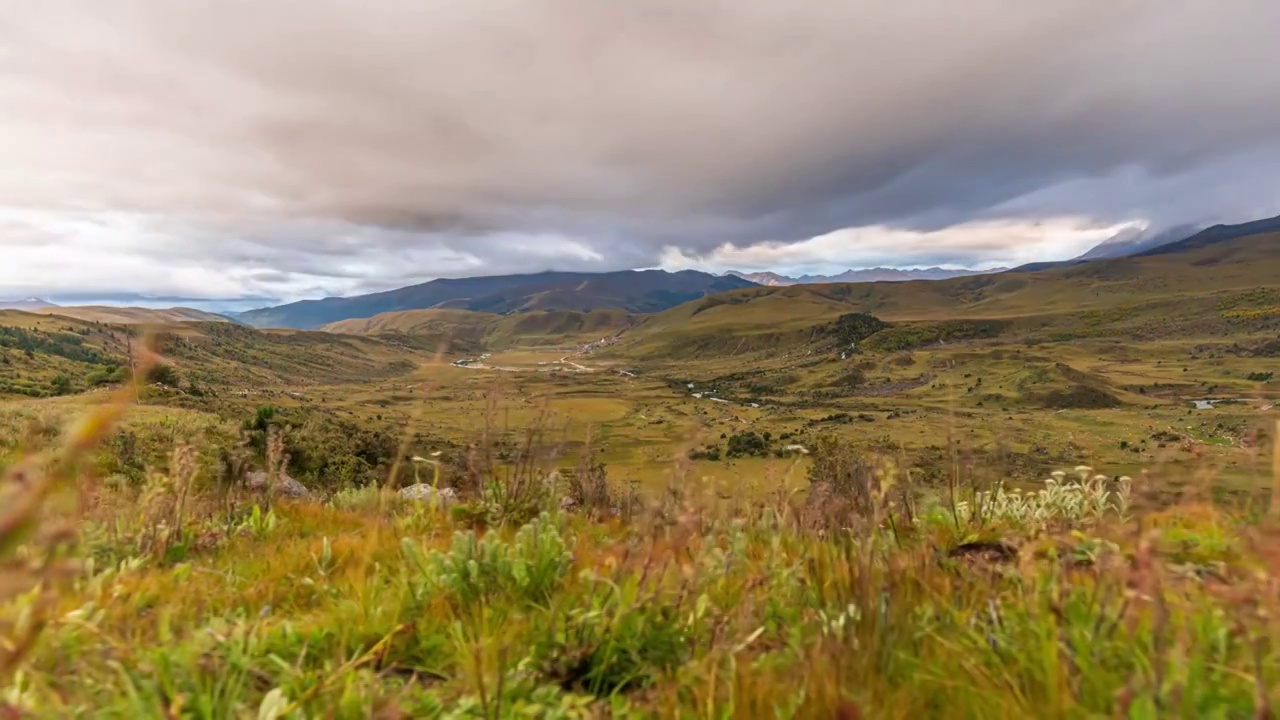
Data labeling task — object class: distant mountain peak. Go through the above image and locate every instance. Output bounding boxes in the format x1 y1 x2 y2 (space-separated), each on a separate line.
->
725 267 1004 286
240 269 756 329
0 297 58 310
1074 223 1204 260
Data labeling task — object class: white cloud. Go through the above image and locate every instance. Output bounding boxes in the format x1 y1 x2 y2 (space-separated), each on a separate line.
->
659 218 1141 275
1 0 1279 301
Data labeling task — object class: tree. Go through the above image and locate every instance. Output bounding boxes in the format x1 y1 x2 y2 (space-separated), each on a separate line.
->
49 374 72 396
146 363 180 387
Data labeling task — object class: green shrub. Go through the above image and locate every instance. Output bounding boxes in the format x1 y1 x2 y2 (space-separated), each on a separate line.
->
401 512 574 611
48 374 72 396
146 363 180 387
726 431 769 458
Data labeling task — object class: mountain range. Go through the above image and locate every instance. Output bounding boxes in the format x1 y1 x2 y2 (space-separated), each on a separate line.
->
1013 213 1280 271
724 267 1007 286
238 269 755 329
11 213 1278 332
230 212 1280 329
0 297 58 311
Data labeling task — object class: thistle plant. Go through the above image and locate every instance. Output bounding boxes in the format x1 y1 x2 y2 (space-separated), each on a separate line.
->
955 466 1134 532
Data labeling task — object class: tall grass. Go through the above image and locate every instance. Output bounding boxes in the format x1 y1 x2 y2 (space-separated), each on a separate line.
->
1 389 1278 717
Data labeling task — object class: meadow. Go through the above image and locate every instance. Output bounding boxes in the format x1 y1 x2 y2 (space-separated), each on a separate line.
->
2 237 1280 717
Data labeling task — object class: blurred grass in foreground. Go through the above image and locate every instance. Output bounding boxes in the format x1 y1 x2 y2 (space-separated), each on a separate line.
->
1 380 1279 718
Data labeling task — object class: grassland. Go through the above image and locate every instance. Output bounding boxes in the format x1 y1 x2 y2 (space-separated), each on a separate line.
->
23 306 232 324
322 309 636 353
3 236 1280 716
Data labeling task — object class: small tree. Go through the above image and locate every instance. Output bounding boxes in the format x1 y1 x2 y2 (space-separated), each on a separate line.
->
146 363 180 387
49 374 72 396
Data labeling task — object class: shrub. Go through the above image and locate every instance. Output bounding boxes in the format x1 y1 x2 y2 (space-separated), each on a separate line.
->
239 406 397 490
401 512 574 611
49 374 72 396
688 446 722 461
534 583 691 696
821 312 889 348
86 365 129 387
146 363 180 387
726 431 769 458
563 455 637 520
805 434 882 521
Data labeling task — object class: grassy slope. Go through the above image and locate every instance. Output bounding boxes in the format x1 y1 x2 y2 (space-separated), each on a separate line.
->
3 398 1279 717
622 232 1280 359
27 306 232 324
0 313 424 400
323 308 637 350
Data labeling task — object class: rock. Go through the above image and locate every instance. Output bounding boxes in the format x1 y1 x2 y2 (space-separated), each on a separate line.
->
245 471 311 499
398 484 458 504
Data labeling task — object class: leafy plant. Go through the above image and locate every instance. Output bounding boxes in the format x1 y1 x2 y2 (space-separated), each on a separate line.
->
402 512 574 611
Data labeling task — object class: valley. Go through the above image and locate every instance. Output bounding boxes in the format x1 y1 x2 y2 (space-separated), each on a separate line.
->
3 227 1279 717
4 230 1277 503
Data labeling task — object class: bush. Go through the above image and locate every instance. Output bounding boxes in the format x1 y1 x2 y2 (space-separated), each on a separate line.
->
146 363 180 387
49 374 72 396
86 365 128 387
805 434 881 520
401 512 574 611
830 367 867 388
238 405 398 490
688 446 722 461
821 312 889 348
726 431 769 458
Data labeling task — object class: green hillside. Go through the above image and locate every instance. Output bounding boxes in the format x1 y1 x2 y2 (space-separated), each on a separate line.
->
619 232 1280 360
322 308 637 350
0 312 421 400
28 306 232 324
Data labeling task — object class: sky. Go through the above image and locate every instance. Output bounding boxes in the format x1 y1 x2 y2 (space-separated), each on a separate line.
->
2 1 1279 309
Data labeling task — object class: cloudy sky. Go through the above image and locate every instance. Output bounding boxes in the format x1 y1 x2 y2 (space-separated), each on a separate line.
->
2 1 1279 308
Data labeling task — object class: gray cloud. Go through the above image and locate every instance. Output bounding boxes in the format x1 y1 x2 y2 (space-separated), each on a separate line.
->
2 0 1279 300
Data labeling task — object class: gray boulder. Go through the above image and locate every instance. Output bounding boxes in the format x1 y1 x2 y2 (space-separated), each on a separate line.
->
398 484 458 504
245 471 311 499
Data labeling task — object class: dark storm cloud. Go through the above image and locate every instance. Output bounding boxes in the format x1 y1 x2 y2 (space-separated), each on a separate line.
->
1 0 1279 299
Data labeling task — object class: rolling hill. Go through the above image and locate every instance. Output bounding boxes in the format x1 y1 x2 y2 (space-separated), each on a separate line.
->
322 308 637 351
0 310 421 399
27 306 232 324
620 230 1280 360
239 270 755 329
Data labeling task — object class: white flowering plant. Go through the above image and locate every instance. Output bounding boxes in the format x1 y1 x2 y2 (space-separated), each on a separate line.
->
953 466 1133 533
